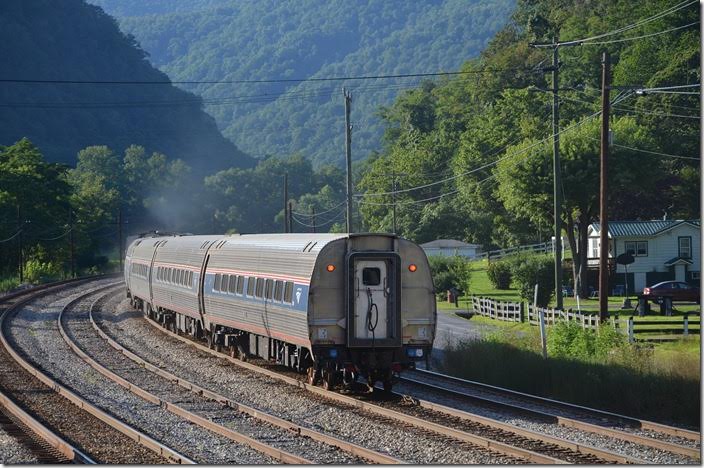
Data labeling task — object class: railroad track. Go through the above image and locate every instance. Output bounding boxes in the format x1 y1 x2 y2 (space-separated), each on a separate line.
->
0 278 183 464
399 368 700 460
131 300 660 464
100 291 523 464
61 286 403 465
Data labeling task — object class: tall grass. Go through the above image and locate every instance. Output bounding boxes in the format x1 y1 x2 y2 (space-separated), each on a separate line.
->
0 277 20 293
437 326 700 427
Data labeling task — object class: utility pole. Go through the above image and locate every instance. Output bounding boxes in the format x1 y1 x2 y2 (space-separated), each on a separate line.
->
391 170 397 234
17 205 23 283
118 207 123 272
551 39 564 310
69 209 75 278
599 51 611 321
529 36 582 309
312 206 317 233
343 88 353 233
288 201 293 234
283 173 288 233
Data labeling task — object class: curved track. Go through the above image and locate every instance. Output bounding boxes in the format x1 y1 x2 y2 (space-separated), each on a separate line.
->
136 299 665 464
399 369 700 459
0 278 181 464
61 286 403 465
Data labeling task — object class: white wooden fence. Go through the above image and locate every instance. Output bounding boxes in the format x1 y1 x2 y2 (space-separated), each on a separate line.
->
470 296 523 322
470 296 599 329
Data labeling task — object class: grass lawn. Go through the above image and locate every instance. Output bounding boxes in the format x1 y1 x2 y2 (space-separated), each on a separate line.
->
456 258 701 316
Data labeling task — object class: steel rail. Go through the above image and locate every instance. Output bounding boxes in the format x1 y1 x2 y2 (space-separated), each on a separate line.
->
144 318 580 464
0 280 195 465
402 369 700 459
90 288 405 465
58 287 311 465
0 387 95 464
412 368 700 441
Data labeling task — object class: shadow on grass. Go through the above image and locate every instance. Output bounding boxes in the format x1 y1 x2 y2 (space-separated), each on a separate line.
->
437 339 700 428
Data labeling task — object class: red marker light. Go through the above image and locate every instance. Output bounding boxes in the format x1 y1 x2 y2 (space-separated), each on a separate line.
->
408 264 417 272
326 264 336 272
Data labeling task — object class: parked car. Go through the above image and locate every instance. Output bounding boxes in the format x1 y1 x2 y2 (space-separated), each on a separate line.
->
642 281 700 303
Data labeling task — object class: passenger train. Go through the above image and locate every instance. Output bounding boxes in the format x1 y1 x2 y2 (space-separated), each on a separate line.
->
125 233 436 391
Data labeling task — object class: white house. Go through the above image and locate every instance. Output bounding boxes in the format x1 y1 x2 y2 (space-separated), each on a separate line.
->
420 239 481 259
587 220 700 293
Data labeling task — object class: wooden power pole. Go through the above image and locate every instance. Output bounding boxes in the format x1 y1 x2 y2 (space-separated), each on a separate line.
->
69 209 75 278
283 173 288 233
343 88 353 233
312 206 317 233
599 51 611 321
288 201 293 234
118 207 123 272
17 205 23 283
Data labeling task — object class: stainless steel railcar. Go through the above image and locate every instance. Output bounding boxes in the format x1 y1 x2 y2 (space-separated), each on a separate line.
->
125 233 436 390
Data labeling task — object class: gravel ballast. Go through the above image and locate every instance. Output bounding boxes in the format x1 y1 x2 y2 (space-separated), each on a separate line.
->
5 282 276 464
95 291 523 464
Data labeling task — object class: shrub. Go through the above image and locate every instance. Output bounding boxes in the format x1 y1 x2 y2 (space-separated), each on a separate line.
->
486 259 512 289
0 277 20 293
508 252 555 306
24 259 61 284
548 321 627 361
428 255 471 299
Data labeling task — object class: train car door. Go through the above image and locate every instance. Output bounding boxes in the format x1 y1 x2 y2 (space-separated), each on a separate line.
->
354 260 388 340
346 252 401 348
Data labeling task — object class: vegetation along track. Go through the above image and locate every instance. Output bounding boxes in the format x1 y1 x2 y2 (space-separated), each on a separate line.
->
62 285 402 465
137 290 704 464
399 368 700 460
121 292 661 464
100 290 525 464
0 278 180 464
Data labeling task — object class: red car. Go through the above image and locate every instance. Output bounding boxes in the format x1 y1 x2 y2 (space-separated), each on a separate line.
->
642 281 700 304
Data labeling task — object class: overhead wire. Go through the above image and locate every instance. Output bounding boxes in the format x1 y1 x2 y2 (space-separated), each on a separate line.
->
582 21 699 45
290 200 346 218
0 229 23 243
555 0 697 46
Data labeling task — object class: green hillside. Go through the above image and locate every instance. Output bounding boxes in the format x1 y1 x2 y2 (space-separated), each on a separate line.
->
91 0 513 166
0 0 252 174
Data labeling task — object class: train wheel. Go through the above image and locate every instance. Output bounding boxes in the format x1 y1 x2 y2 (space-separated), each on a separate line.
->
322 370 336 391
382 379 393 393
237 344 248 362
229 346 237 358
306 367 318 386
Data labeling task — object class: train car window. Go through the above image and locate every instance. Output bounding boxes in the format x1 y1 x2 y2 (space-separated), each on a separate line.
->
180 270 186 286
284 282 294 303
214 274 222 292
188 271 193 287
228 275 237 294
274 280 283 302
265 279 274 300
247 277 255 296
255 278 264 298
362 267 381 286
236 276 244 295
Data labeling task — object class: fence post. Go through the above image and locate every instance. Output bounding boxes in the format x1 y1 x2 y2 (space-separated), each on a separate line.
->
684 313 689 336
539 308 547 359
519 302 525 323
627 316 634 343
611 313 619 330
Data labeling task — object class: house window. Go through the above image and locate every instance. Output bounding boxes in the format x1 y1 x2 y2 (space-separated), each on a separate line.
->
590 239 599 258
679 236 692 258
691 271 700 280
624 241 648 257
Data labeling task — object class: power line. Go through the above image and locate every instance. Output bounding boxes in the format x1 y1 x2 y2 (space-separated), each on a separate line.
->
546 0 698 47
0 67 541 86
290 200 346 218
38 226 73 241
587 137 700 160
583 21 699 45
358 109 603 197
0 229 23 243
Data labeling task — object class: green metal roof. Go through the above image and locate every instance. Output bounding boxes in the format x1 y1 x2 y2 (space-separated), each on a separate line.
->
591 220 700 237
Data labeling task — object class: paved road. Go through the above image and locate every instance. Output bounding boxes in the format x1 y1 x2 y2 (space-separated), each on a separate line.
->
421 308 504 370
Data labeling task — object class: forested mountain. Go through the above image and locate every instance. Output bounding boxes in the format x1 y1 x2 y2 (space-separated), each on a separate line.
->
90 0 513 166
0 0 252 173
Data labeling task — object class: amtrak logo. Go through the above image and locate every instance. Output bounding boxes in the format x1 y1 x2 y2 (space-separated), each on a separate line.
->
295 287 303 304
